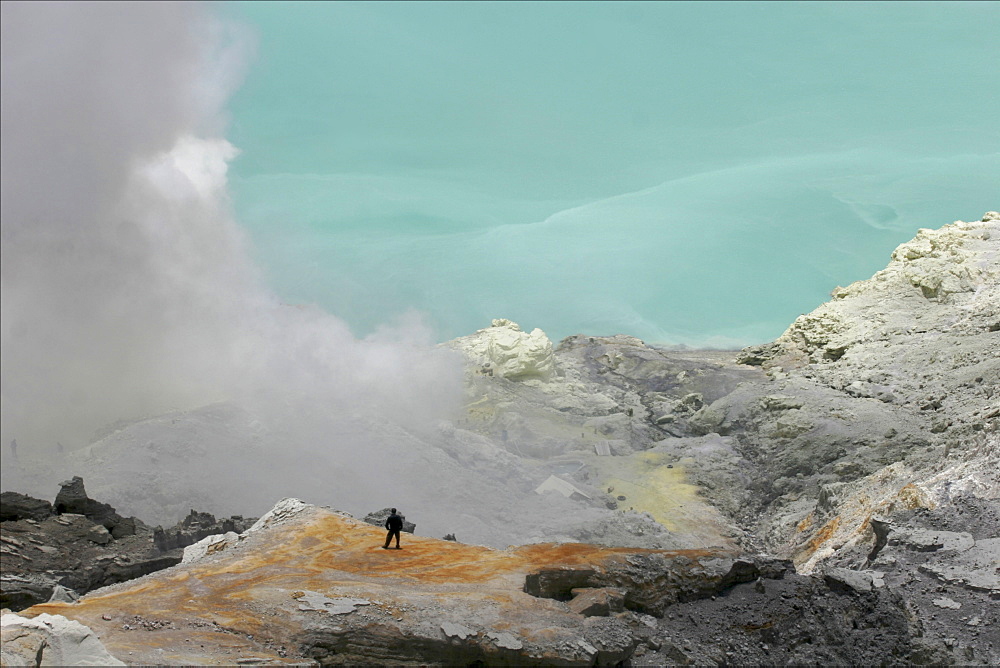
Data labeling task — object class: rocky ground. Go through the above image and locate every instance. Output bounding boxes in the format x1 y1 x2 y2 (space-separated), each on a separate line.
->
2 212 998 665
1 478 255 612
0 500 952 666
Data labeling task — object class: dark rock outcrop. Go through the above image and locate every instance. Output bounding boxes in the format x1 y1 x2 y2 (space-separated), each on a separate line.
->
524 566 597 600
53 476 133 537
0 481 255 612
0 574 61 612
632 570 922 666
0 491 53 522
0 507 179 611
152 509 255 553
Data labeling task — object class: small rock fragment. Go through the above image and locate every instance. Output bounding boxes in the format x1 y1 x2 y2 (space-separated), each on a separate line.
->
931 597 961 610
441 621 474 639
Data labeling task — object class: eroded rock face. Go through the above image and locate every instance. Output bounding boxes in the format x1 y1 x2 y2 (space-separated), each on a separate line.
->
774 214 1000 365
0 508 179 612
1 483 170 611
630 570 924 666
751 215 999 564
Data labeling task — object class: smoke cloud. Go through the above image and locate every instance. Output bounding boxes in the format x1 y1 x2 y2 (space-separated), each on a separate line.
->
0 1 463 513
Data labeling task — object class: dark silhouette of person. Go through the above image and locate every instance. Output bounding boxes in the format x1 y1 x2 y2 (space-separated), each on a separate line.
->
383 508 403 549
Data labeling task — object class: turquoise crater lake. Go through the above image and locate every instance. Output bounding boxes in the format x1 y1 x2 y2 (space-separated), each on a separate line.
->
220 1 999 346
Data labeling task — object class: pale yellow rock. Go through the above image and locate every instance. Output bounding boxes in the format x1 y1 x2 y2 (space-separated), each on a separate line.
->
450 319 556 380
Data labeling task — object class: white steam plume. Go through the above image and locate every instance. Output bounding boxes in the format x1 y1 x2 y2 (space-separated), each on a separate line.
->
0 1 463 509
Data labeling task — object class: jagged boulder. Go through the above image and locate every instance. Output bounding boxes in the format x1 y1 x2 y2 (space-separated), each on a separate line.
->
0 481 247 611
53 476 132 536
524 567 597 600
0 506 182 612
823 567 874 593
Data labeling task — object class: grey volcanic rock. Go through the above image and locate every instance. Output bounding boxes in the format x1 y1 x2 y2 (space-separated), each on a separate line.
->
524 566 597 599
823 566 874 593
0 492 52 522
152 509 256 552
633 570 924 666
752 215 999 569
0 575 59 612
53 476 133 536
0 483 257 612
567 587 625 616
0 509 179 612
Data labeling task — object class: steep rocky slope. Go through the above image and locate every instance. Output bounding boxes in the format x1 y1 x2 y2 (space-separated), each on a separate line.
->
728 213 998 566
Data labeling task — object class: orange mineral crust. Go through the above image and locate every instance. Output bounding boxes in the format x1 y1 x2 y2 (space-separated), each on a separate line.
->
25 505 739 665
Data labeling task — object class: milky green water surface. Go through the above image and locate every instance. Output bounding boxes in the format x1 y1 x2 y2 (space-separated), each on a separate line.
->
220 1 999 345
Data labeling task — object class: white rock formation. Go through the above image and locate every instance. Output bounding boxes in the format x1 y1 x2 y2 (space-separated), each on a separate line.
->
0 612 124 666
449 319 556 380
181 531 240 564
759 212 1000 571
182 498 315 564
776 212 999 365
246 497 311 534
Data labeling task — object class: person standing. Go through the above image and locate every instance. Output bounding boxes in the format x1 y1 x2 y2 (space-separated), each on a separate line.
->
383 508 403 549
